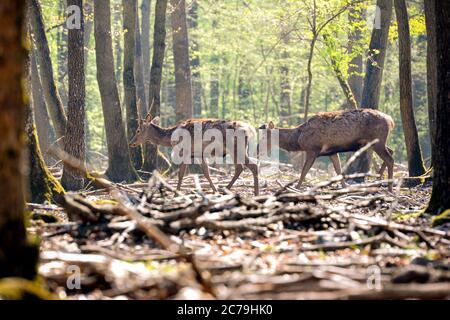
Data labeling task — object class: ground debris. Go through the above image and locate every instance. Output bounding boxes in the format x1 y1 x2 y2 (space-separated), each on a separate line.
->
28 166 450 300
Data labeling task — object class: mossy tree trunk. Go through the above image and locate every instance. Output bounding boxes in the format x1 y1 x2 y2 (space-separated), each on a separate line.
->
0 0 38 279
26 100 64 204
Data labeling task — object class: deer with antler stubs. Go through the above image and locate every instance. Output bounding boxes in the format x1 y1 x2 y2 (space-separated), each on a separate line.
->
259 109 395 191
129 103 259 195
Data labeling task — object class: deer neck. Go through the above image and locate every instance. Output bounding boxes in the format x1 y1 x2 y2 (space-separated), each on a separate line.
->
148 124 176 147
278 126 302 152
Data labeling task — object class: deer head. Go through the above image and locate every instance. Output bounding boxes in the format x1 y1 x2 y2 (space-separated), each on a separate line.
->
257 121 275 157
129 99 161 148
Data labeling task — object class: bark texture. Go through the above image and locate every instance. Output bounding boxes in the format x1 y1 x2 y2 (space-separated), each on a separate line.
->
0 0 38 279
394 0 426 178
426 0 450 215
123 0 143 169
170 0 193 121
94 0 138 182
61 0 86 191
142 0 170 173
28 0 67 141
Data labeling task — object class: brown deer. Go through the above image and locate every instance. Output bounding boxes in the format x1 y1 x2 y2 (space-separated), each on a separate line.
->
129 114 259 195
259 109 395 191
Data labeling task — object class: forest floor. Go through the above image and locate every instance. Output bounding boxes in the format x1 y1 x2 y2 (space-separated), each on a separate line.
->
26 164 450 300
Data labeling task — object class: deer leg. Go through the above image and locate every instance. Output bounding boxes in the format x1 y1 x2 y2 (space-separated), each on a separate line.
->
296 151 318 189
201 160 218 193
177 164 187 191
244 156 259 196
226 164 244 190
379 147 393 178
373 144 394 192
330 154 346 188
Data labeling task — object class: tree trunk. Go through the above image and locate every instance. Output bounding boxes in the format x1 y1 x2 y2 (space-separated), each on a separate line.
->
188 0 202 117
94 0 139 182
424 0 437 170
348 6 364 107
113 2 122 91
57 0 68 107
83 0 93 75
30 50 55 163
28 0 67 142
142 0 170 173
0 0 38 279
141 0 152 107
26 98 64 204
348 0 393 176
61 0 86 191
135 3 148 116
394 0 426 178
426 0 450 215
170 0 193 121
123 0 143 170
303 36 317 121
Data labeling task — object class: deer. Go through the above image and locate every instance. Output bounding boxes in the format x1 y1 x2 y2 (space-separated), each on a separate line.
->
129 111 259 195
259 109 395 191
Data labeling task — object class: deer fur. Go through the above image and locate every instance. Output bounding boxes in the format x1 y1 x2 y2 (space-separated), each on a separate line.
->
260 109 395 191
129 116 259 195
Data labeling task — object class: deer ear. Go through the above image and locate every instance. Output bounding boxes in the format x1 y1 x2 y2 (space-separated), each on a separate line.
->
151 116 160 125
268 121 275 129
144 113 153 123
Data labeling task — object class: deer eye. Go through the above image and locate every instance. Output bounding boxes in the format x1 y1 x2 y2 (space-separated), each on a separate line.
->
137 129 140 133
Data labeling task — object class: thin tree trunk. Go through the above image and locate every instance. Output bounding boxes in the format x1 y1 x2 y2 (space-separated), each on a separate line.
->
348 0 393 176
83 0 93 74
188 0 202 117
135 3 148 116
424 0 437 170
123 0 143 169
141 0 152 107
57 0 68 107
94 0 138 182
62 0 86 191
394 0 426 177
304 36 317 121
426 0 450 215
142 0 170 173
28 0 67 142
0 0 38 279
114 2 122 91
348 6 364 107
30 50 55 163
170 0 193 121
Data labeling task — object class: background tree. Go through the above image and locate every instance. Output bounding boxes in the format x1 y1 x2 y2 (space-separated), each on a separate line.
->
28 0 67 142
94 0 138 182
426 0 450 215
188 0 202 117
424 0 436 169
170 0 193 121
348 0 393 176
135 3 148 116
26 100 64 204
122 0 143 170
394 0 425 178
141 0 152 106
0 0 38 279
61 0 86 191
142 0 169 173
30 50 55 163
